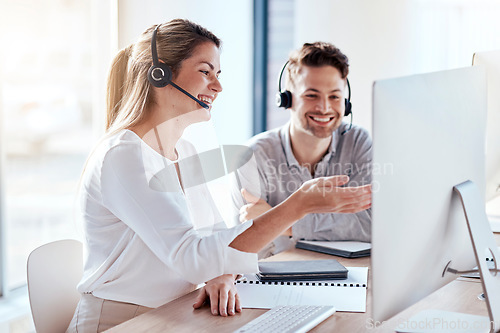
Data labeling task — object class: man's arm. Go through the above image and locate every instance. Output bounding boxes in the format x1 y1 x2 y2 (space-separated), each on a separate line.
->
292 127 373 242
230 147 269 224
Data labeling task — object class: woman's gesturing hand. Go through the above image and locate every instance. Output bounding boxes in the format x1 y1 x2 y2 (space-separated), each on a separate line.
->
296 175 372 215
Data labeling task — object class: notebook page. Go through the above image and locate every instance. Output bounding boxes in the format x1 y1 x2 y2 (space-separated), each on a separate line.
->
236 267 368 312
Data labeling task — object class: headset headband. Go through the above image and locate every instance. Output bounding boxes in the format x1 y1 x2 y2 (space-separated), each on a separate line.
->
151 25 160 66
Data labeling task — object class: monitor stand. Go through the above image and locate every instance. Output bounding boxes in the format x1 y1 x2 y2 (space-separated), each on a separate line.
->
396 180 500 333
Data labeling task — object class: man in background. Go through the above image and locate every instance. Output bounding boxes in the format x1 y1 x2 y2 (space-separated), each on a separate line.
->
232 42 372 258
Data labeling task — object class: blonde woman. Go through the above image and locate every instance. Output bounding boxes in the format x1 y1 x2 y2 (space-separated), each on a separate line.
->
66 19 372 332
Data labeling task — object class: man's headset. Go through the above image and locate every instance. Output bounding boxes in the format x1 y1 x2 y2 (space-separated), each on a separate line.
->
147 25 209 109
275 60 353 121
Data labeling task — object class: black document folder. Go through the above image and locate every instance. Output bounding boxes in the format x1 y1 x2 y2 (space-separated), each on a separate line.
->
256 259 348 282
295 240 371 258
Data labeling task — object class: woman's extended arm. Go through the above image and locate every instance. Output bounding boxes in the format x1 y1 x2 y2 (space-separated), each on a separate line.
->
230 175 372 252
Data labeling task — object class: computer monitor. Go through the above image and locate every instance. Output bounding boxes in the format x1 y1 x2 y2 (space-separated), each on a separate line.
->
371 66 491 328
473 50 500 203
473 50 500 235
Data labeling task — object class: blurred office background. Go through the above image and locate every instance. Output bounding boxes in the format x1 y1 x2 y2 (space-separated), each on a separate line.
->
0 0 499 331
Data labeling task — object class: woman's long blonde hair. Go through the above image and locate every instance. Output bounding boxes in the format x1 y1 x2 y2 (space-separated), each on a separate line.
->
105 19 221 135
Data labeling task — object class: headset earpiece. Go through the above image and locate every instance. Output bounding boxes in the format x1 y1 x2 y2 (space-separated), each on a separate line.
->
276 90 292 109
147 25 173 88
344 78 352 117
341 78 353 135
344 99 352 117
276 61 292 109
148 62 172 88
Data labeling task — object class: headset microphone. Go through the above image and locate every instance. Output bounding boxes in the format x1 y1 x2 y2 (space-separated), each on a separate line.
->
147 25 209 109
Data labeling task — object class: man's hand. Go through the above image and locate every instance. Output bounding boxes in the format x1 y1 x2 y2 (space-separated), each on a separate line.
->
192 274 241 316
239 189 272 222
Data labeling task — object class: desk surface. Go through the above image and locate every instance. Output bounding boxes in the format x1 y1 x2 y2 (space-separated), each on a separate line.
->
108 234 500 333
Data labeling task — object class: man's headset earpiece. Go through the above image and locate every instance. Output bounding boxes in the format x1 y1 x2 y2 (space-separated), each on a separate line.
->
276 60 352 117
344 79 352 117
275 61 292 109
341 79 353 135
275 60 292 109
147 25 209 109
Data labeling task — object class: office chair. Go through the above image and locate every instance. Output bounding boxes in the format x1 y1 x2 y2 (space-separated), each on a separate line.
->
27 239 83 333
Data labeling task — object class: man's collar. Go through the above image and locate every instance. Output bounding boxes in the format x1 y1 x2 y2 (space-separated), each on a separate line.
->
279 123 300 168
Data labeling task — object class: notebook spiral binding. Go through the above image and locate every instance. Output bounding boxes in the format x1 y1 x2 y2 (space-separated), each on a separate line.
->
236 280 367 288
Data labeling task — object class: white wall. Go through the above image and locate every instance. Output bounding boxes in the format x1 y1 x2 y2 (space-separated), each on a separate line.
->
113 0 500 141
116 0 254 144
295 0 500 133
91 0 118 138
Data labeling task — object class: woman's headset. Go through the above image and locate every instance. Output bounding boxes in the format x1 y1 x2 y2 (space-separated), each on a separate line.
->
147 25 173 88
147 25 209 109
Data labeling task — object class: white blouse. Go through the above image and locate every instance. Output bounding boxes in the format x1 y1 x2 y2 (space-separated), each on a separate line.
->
77 129 258 308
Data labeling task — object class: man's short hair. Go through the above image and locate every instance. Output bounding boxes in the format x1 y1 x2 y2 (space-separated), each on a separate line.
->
286 42 349 89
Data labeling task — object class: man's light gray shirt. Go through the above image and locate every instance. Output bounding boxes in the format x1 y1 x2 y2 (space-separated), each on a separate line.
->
232 122 372 246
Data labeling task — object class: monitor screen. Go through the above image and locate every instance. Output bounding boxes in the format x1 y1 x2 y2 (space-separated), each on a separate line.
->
371 66 487 322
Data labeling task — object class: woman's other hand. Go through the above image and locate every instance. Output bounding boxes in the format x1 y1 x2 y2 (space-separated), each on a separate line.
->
192 274 241 316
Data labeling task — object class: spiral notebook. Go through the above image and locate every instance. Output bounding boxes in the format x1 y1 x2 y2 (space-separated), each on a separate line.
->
236 266 368 312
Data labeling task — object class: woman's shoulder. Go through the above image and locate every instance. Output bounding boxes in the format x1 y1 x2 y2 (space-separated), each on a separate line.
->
86 130 144 168
108 129 142 147
100 129 143 153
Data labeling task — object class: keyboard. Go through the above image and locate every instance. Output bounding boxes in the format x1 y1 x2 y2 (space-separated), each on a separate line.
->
233 305 336 333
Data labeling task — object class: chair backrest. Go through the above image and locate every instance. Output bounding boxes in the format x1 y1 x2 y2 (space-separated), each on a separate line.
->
27 239 83 333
